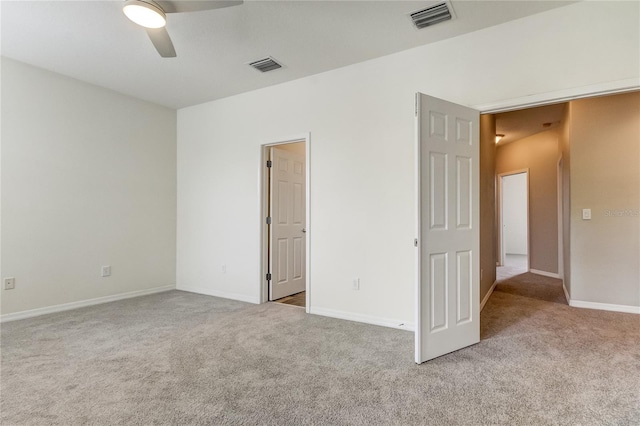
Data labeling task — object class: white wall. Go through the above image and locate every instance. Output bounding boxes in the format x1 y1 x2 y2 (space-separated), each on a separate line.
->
1 58 177 317
177 1 640 327
502 173 528 256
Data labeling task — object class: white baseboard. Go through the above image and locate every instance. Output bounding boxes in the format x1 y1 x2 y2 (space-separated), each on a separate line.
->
530 269 561 279
177 285 260 305
0 285 175 323
309 306 414 332
481 280 498 312
569 299 640 314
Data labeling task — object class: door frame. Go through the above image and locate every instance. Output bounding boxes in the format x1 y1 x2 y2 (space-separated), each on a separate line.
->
415 85 637 359
260 133 311 312
557 157 564 280
496 169 530 269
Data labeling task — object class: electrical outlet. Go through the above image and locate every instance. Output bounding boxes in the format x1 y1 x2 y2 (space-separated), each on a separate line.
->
352 278 360 291
4 277 15 290
101 266 111 277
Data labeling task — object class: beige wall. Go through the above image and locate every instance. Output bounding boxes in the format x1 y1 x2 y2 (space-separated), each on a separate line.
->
569 92 640 307
480 114 497 303
496 128 561 274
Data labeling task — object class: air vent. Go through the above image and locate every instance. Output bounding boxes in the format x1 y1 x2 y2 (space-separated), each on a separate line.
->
249 57 282 73
410 2 453 29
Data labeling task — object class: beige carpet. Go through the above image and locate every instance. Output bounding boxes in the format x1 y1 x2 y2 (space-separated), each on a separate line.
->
2 274 639 425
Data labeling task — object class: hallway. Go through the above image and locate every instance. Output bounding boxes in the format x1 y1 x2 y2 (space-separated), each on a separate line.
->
494 254 567 305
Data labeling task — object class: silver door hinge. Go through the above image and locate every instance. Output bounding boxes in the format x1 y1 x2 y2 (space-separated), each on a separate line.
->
266 273 272 281
266 160 272 168
266 217 272 225
414 238 419 247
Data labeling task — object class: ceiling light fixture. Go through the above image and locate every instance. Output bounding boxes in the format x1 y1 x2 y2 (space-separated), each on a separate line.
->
495 134 504 144
123 0 167 29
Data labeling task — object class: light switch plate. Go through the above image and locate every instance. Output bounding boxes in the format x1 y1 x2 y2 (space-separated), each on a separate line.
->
582 209 591 220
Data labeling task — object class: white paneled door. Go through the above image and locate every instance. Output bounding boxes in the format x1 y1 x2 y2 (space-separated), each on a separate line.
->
269 147 306 300
416 93 480 363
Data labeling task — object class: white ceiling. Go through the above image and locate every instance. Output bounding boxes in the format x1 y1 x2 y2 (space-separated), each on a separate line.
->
495 102 567 146
1 0 574 109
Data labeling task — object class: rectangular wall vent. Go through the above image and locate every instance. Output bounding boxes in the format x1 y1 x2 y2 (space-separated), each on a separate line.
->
410 2 452 29
249 57 282 73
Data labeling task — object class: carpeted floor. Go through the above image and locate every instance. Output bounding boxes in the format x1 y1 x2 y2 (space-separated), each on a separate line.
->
2 273 639 425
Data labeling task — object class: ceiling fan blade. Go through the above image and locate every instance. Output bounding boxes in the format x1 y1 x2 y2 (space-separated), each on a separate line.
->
146 27 177 58
156 1 243 14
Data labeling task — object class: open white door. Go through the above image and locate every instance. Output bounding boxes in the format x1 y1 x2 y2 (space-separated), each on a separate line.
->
415 93 480 363
269 147 306 300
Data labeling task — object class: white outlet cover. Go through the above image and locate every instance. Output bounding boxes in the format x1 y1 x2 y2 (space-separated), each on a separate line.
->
101 266 111 277
582 209 592 220
4 277 15 290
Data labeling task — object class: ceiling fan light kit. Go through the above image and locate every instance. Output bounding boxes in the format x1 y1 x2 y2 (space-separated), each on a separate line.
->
123 0 167 29
122 0 243 58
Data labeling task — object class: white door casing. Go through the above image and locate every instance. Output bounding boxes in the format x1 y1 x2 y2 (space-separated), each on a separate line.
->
415 93 480 363
497 170 529 267
269 147 306 300
557 158 564 280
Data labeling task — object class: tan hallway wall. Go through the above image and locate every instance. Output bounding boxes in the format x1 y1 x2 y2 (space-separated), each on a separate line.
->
569 92 640 307
480 114 497 303
496 129 561 275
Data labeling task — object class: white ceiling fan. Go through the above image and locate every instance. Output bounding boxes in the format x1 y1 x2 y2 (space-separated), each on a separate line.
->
122 0 243 58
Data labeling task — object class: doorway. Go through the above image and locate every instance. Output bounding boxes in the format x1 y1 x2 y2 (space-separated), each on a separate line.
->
261 137 310 310
497 170 529 277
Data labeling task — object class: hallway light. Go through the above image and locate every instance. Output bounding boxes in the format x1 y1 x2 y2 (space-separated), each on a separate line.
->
495 134 504 144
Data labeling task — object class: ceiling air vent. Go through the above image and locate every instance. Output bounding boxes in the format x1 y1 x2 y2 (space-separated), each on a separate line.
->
249 57 282 73
410 2 453 29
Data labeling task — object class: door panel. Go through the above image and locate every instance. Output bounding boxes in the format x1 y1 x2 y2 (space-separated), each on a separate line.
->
293 183 303 223
293 237 303 279
276 238 288 283
456 156 472 229
277 181 288 223
456 250 472 324
430 252 448 332
430 152 448 230
416 93 480 363
270 147 306 300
